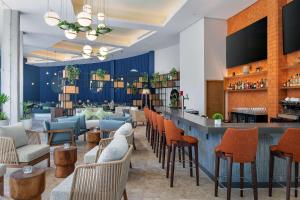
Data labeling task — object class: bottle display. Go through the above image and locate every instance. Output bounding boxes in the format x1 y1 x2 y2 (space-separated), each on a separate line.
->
227 79 268 91
283 73 300 87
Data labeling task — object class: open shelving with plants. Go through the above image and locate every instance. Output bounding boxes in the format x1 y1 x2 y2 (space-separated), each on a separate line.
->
126 72 149 107
151 68 180 108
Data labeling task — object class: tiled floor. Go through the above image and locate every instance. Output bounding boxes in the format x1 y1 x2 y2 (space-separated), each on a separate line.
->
1 125 297 200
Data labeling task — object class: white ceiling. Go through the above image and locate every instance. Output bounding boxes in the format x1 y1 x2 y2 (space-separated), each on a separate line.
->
0 0 257 66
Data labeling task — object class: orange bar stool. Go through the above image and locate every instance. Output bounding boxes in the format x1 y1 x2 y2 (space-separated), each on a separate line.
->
151 111 158 151
156 114 166 167
164 119 199 187
269 128 300 200
214 128 258 200
148 110 154 145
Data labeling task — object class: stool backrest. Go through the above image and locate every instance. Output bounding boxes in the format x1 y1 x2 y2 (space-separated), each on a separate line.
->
151 111 158 130
277 128 300 161
164 119 183 146
156 114 165 135
219 128 258 162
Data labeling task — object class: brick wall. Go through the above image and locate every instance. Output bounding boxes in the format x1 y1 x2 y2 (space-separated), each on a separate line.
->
226 0 300 120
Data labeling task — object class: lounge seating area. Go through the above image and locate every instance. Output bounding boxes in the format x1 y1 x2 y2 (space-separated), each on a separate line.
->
1 0 300 199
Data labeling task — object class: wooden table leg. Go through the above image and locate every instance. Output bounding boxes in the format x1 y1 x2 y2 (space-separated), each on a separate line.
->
0 176 4 196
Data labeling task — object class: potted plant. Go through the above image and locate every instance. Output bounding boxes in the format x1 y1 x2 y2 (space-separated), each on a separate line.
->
21 102 32 130
150 72 161 88
162 76 168 88
169 67 179 80
212 113 224 126
139 73 148 83
95 68 109 81
0 93 9 126
65 65 80 85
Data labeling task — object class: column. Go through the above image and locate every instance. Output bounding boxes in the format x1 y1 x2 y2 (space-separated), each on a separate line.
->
1 9 22 124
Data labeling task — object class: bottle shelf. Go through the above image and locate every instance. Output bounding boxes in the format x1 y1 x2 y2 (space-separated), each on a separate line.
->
224 71 268 80
280 86 300 90
226 88 268 93
280 64 300 70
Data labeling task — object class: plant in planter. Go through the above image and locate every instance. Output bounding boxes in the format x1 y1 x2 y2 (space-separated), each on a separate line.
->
169 67 178 80
162 76 168 88
0 93 9 126
150 72 160 88
65 65 80 85
212 113 224 126
140 73 148 83
21 102 33 130
95 68 106 80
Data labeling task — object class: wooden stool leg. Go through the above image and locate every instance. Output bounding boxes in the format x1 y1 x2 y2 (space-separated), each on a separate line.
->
123 189 128 200
286 156 293 200
156 133 160 157
269 151 275 197
0 176 4 197
162 136 166 169
182 146 185 168
188 146 193 177
178 147 182 163
295 162 298 198
153 130 156 152
170 144 177 187
166 146 172 178
214 154 220 197
251 161 258 200
194 144 199 186
226 156 233 200
159 135 163 163
240 163 244 197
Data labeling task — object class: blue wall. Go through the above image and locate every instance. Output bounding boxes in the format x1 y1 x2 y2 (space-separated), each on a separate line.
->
24 51 154 105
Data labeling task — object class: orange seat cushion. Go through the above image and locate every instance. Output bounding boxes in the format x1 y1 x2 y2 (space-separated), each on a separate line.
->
182 135 198 144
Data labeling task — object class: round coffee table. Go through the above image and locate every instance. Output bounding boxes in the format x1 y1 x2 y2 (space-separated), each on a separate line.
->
54 146 77 178
9 167 45 200
86 129 101 149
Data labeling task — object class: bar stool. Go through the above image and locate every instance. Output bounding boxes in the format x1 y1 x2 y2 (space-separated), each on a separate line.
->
269 128 300 200
156 114 166 167
150 111 158 151
214 128 258 200
164 119 199 187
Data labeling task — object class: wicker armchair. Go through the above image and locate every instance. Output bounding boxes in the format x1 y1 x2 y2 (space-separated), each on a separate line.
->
130 110 146 127
0 130 50 168
51 145 133 200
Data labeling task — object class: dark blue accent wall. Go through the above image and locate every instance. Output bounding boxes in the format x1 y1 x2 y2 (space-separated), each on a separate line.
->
24 51 154 105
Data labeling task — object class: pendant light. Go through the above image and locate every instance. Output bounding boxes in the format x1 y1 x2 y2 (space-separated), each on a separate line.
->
99 47 108 56
44 11 60 26
83 45 93 54
98 55 106 61
64 29 77 40
86 30 97 41
77 11 92 27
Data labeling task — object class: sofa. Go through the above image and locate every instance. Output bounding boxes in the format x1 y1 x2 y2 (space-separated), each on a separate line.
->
56 115 87 139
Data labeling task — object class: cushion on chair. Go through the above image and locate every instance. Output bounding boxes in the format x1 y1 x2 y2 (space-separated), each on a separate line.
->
0 123 28 148
17 144 50 162
85 120 100 129
44 121 78 145
103 115 132 123
99 120 125 131
97 135 128 163
57 115 86 130
0 164 6 177
114 123 133 137
84 146 99 164
50 173 73 200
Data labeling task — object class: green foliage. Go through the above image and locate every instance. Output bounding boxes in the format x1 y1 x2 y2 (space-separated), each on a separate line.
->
0 112 7 120
0 93 9 106
132 85 137 95
65 65 80 85
162 76 168 87
212 113 224 120
22 102 32 119
169 67 178 79
169 92 179 107
150 72 160 87
141 73 148 82
95 69 106 80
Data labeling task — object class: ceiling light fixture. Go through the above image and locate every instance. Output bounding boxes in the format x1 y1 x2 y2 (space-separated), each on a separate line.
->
82 45 109 61
44 0 112 40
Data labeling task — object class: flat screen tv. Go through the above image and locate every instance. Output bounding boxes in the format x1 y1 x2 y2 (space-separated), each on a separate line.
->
283 0 300 54
226 17 267 68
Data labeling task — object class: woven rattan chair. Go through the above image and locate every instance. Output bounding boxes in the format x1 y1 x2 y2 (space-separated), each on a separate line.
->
51 145 133 200
0 130 50 167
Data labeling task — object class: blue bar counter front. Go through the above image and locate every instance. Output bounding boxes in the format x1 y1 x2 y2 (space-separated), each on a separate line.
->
158 108 300 188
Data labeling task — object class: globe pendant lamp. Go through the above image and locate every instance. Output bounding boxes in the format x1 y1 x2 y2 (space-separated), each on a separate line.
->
83 45 93 54
86 30 97 41
44 11 60 26
64 29 77 39
77 11 92 27
98 12 105 21
99 47 108 56
82 53 91 59
98 55 106 61
83 4 92 14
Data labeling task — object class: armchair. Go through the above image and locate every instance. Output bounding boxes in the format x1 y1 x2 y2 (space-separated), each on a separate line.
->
0 164 6 196
44 121 76 146
130 110 146 127
57 115 87 141
50 145 133 200
99 120 125 138
0 124 50 168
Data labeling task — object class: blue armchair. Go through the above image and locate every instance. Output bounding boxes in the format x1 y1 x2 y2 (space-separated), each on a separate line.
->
99 120 125 138
57 115 87 141
44 120 79 146
103 115 132 123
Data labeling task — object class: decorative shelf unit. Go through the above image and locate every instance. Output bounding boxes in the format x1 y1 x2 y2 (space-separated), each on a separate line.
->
280 64 300 70
224 70 268 80
152 72 180 108
125 73 149 107
280 86 300 90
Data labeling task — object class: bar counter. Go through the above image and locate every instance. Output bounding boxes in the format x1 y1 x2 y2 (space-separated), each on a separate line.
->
157 107 300 187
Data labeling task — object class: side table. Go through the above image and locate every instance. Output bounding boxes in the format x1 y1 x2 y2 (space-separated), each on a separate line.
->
54 146 77 178
86 129 101 149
